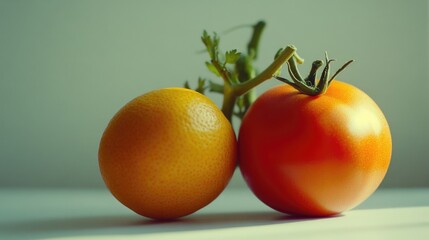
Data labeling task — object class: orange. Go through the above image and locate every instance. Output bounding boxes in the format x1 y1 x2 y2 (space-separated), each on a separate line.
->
98 88 237 220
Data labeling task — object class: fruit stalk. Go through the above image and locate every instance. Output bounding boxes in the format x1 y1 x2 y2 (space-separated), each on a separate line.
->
189 21 352 124
219 45 298 120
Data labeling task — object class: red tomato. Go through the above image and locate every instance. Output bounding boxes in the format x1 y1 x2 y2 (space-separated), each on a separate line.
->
238 80 392 216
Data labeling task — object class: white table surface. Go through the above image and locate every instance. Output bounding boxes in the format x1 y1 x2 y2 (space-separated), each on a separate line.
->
1 186 428 240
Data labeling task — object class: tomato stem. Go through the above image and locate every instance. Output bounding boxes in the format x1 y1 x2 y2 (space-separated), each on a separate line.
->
195 23 300 121
188 21 353 125
233 46 299 97
234 21 265 119
219 46 298 121
275 53 354 96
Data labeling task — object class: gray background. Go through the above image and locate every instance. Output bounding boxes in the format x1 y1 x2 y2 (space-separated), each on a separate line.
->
1 0 428 189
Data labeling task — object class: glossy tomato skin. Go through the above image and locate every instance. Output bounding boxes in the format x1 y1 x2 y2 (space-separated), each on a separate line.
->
238 81 392 216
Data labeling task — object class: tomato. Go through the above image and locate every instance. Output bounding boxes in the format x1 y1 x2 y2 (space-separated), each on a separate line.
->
238 80 392 216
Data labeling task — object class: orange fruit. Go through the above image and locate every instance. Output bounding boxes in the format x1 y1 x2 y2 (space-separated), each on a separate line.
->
98 88 237 220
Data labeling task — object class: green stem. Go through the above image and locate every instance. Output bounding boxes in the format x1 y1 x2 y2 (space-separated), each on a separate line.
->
234 45 298 96
232 21 266 119
220 45 298 120
196 25 354 125
221 83 238 122
247 21 266 59
236 60 256 117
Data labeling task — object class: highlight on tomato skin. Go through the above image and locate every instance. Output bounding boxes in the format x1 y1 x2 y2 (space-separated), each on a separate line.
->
238 80 392 217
